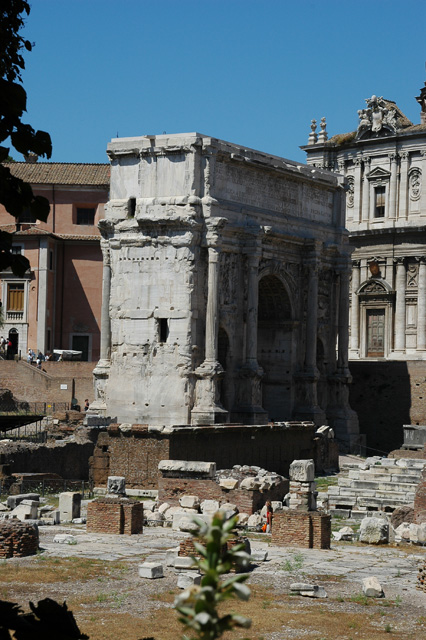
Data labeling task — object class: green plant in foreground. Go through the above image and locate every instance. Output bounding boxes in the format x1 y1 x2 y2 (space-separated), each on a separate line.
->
175 512 252 640
384 623 392 633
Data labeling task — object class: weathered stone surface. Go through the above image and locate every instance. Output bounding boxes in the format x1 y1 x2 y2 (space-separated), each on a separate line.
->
165 547 179 567
9 502 38 521
219 503 238 518
107 476 126 495
59 492 81 522
158 502 171 515
237 512 250 526
290 583 327 598
145 511 164 525
200 500 220 515
362 576 384 598
159 461 216 477
138 562 163 579
359 517 389 544
174 556 197 570
177 571 202 589
179 495 200 510
7 494 39 510
177 516 200 533
289 460 315 482
333 526 355 541
95 132 356 444
247 513 262 528
53 534 76 544
251 550 268 562
240 478 260 491
219 478 239 490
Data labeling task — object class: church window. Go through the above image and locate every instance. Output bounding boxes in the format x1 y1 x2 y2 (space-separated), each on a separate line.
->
374 186 386 217
7 283 24 311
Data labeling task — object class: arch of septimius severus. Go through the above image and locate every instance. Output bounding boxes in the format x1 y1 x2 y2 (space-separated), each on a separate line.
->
90 133 359 449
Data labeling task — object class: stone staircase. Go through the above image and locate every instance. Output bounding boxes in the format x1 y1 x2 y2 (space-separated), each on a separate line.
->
322 456 426 518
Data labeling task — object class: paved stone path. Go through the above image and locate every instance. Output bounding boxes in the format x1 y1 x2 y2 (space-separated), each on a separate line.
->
39 525 426 603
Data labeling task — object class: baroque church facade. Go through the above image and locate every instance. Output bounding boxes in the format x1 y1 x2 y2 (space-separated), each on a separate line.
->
304 82 426 362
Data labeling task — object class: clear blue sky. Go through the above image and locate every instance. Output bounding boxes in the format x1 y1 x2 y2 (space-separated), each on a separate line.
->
18 0 426 164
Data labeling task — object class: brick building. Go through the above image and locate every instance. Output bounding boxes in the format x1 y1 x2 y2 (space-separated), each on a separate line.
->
0 160 109 361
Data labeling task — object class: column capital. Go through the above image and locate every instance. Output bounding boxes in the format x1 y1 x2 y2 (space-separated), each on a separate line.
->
205 217 227 247
353 155 362 167
352 259 361 268
420 150 426 158
393 256 406 266
400 150 409 161
362 155 371 165
388 152 398 162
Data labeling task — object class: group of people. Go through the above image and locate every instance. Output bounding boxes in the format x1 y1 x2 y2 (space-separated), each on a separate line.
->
27 349 54 369
0 336 13 359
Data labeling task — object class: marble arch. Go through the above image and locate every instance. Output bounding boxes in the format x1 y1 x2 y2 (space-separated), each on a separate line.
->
92 133 359 448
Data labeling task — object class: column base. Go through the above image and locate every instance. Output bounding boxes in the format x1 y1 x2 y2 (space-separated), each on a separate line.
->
191 360 229 426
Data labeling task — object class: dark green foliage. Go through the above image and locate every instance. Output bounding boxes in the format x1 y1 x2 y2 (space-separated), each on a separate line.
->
0 0 52 274
175 512 252 640
0 597 88 639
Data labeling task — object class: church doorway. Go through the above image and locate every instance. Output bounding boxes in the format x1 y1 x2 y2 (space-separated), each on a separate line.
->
257 275 293 421
8 328 18 360
366 309 385 357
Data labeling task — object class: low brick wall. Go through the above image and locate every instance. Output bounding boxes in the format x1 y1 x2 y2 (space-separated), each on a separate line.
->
86 498 143 535
179 536 249 562
0 521 39 558
271 511 331 549
90 422 320 490
158 477 288 515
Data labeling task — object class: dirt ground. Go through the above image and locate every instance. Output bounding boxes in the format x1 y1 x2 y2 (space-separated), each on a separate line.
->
1 524 426 640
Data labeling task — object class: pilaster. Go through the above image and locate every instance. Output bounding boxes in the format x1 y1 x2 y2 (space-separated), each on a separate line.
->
91 239 112 415
353 156 362 224
388 152 398 220
394 257 406 352
350 260 360 355
191 220 228 425
361 156 370 221
399 151 409 219
417 257 426 351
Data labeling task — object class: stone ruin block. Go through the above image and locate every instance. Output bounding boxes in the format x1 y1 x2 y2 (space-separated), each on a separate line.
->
107 475 126 496
6 493 40 510
158 460 216 478
289 459 315 482
59 492 81 523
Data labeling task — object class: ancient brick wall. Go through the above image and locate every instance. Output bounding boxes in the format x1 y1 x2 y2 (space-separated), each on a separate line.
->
90 423 317 490
0 360 95 407
350 361 426 454
0 521 39 558
86 498 143 534
0 441 94 480
158 477 288 515
271 511 331 549
90 427 171 488
169 424 316 478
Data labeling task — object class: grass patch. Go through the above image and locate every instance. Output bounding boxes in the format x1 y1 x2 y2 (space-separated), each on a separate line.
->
0 557 130 585
280 552 304 572
315 476 339 491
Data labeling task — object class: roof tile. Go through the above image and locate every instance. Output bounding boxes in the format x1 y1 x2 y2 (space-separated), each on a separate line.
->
3 162 110 186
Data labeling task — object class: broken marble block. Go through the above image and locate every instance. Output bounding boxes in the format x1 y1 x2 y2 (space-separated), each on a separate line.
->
53 534 76 544
138 562 164 579
179 495 200 510
107 476 126 496
362 576 384 598
289 459 315 482
177 572 202 589
290 583 327 598
359 517 389 545
59 492 81 522
9 500 38 521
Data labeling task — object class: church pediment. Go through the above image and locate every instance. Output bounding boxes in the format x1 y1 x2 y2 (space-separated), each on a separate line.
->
367 166 391 180
357 278 393 295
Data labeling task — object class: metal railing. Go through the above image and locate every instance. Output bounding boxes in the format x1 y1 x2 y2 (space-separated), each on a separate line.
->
0 478 93 499
0 397 70 415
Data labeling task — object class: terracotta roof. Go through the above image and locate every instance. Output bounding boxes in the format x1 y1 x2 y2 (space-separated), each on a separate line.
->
2 162 110 186
0 225 100 241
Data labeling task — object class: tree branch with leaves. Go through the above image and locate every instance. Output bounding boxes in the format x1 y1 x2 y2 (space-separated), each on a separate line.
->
0 0 52 275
